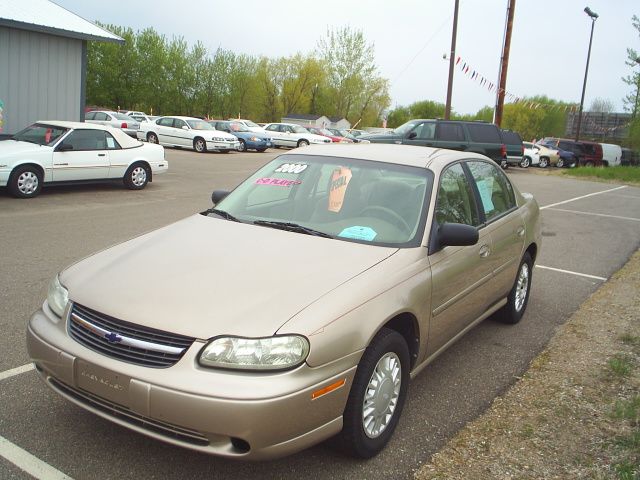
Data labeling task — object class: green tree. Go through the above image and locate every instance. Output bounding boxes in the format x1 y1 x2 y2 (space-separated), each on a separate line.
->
622 15 640 115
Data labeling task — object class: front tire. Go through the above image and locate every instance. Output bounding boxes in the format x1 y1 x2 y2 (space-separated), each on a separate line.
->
556 158 564 168
194 137 207 153
123 163 150 190
539 157 549 168
520 157 531 168
9 165 43 198
237 140 247 152
336 328 410 458
497 252 533 324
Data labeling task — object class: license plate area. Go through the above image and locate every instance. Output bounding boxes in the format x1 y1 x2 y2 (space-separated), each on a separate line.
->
76 360 130 407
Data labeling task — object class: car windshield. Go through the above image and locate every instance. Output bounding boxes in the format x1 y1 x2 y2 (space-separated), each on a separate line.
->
211 154 433 247
113 113 134 120
243 120 260 128
13 124 69 146
318 129 334 136
292 125 309 134
229 122 250 132
393 120 422 136
187 120 214 130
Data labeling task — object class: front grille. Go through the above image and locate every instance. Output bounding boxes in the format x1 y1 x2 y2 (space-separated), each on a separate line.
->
68 303 194 368
49 377 209 446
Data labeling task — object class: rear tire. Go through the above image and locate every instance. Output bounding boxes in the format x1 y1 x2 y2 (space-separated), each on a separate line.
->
147 132 158 144
539 157 549 168
297 139 309 147
336 328 410 458
123 163 150 190
497 252 533 324
556 158 564 168
520 157 531 168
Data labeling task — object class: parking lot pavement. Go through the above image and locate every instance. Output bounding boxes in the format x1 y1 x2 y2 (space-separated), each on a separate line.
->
1 151 639 479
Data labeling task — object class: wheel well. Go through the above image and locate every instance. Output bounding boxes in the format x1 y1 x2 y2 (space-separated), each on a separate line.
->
525 243 538 263
10 163 44 181
382 313 420 369
146 131 157 140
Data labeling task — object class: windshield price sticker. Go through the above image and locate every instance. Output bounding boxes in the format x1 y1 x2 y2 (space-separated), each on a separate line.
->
255 177 301 187
338 226 377 241
275 163 308 174
328 167 353 213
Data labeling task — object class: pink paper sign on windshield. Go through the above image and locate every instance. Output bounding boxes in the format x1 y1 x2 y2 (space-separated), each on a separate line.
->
328 167 353 213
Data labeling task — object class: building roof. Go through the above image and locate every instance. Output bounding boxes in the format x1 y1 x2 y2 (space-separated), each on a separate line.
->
0 0 124 43
283 113 326 121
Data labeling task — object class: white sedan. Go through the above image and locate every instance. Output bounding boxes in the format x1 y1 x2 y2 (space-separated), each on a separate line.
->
138 116 240 153
0 121 167 198
263 123 332 148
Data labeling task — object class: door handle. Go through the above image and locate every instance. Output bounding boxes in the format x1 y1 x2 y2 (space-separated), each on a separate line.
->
479 244 491 258
516 226 525 237
98 153 106 157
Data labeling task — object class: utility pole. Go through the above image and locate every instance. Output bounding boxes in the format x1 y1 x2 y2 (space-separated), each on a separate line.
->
444 0 460 120
494 0 516 127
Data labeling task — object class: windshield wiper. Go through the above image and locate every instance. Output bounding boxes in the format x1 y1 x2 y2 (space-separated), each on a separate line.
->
253 220 332 238
203 208 240 222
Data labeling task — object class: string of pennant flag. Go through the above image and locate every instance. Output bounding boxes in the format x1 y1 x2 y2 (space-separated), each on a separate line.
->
455 55 580 113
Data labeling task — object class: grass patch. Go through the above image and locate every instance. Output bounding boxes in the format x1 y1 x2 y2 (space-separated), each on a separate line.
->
562 166 640 184
608 354 634 378
612 396 640 422
620 334 640 350
614 459 639 480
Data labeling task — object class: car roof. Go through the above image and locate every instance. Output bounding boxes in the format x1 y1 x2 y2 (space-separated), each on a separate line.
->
279 143 491 170
38 120 112 130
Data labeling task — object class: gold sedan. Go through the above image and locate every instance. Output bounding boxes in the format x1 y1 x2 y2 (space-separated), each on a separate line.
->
28 144 541 460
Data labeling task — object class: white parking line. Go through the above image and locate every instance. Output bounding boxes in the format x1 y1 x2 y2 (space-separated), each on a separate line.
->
536 265 607 282
546 208 640 223
540 185 627 210
0 363 34 382
0 435 73 480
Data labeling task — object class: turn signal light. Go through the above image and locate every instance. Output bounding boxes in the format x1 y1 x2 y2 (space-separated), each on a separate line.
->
311 379 346 400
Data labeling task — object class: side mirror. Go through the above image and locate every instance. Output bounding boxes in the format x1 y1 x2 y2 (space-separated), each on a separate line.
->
438 223 478 248
211 189 230 205
56 143 73 152
407 131 417 140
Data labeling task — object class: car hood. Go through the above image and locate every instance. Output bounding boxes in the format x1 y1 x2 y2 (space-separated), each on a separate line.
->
359 133 399 141
60 214 396 339
0 140 52 158
235 131 271 140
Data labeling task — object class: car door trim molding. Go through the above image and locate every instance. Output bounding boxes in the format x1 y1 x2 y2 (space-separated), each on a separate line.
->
432 270 494 317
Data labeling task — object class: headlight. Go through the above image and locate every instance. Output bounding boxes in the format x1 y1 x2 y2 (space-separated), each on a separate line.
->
250 136 260 142
199 335 310 371
47 274 68 317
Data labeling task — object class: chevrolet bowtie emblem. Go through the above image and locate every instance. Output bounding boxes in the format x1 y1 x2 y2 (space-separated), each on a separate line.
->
104 332 122 343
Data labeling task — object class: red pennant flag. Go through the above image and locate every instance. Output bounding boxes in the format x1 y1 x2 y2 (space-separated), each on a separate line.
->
456 56 461 65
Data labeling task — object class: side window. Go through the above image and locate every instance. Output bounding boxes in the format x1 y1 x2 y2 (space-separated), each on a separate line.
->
158 117 174 127
436 123 465 141
414 122 435 140
173 119 187 129
104 132 121 150
266 124 278 131
85 112 96 120
435 163 480 226
467 124 501 143
62 130 107 151
94 112 108 121
466 161 516 221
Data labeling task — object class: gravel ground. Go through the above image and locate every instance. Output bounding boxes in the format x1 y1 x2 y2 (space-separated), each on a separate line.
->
416 250 640 480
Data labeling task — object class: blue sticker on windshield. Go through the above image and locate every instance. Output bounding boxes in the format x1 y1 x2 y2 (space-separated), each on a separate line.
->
338 226 377 241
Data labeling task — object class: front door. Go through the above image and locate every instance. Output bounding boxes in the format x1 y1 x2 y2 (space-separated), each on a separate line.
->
52 129 110 181
428 162 494 356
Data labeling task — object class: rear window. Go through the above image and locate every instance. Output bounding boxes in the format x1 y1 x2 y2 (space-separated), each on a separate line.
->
467 124 501 143
436 123 465 141
501 130 522 145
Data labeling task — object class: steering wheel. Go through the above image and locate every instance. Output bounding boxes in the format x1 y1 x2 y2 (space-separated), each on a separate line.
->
360 205 411 232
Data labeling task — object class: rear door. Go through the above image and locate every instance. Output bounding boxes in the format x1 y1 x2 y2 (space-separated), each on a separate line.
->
265 124 284 146
433 122 468 152
156 117 175 145
466 160 524 297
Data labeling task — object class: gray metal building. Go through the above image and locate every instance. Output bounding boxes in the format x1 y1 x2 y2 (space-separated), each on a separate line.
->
0 0 122 135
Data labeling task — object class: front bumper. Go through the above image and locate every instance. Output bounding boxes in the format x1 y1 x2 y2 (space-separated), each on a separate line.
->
207 140 240 151
27 305 357 460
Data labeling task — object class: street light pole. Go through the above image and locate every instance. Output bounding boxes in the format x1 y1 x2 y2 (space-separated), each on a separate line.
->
575 6 598 141
444 0 460 120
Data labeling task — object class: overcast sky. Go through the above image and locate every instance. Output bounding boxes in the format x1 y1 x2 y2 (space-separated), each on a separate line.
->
55 0 639 115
